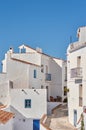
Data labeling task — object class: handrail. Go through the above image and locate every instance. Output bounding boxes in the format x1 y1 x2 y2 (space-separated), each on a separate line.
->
40 114 52 130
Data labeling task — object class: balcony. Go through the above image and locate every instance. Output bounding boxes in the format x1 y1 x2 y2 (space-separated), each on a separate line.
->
79 97 82 107
71 67 82 78
45 73 51 81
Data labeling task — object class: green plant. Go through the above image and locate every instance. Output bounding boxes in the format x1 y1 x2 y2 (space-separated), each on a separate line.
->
64 88 69 92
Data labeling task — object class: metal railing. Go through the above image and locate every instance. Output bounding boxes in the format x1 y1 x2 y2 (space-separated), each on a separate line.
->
71 67 82 78
70 41 86 52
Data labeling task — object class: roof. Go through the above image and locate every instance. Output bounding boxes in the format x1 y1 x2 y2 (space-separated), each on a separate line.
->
19 44 64 60
11 57 40 67
0 104 7 109
19 44 36 51
0 104 14 124
0 110 14 124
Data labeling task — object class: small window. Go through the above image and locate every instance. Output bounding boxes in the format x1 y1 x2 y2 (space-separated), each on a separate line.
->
10 81 13 89
41 85 44 89
25 99 31 108
21 47 26 53
77 56 81 67
34 70 37 78
41 65 44 73
46 65 48 73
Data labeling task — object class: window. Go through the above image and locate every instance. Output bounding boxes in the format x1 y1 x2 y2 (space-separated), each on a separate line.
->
41 85 44 89
46 65 48 73
34 70 37 78
41 65 44 73
79 84 83 107
64 67 67 81
21 47 26 53
77 56 81 67
10 81 13 89
46 86 49 101
25 99 31 108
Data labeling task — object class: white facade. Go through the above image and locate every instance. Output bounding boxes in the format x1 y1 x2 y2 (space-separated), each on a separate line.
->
0 80 46 130
1 44 67 101
67 26 86 126
0 81 10 106
10 89 47 130
10 89 47 119
0 119 13 130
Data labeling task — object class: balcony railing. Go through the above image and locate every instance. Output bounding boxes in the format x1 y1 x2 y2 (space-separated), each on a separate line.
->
45 73 51 81
71 67 82 78
79 97 82 107
69 41 86 52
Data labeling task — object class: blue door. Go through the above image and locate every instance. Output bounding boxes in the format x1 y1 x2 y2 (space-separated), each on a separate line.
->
74 110 77 126
33 120 40 130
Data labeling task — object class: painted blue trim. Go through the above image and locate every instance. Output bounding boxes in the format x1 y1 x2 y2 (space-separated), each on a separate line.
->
33 120 40 130
25 99 31 108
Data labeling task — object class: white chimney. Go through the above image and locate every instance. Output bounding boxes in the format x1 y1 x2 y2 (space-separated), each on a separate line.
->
36 47 42 53
9 47 14 53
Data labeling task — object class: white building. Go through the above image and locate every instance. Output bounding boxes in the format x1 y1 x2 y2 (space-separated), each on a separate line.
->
0 44 67 130
67 26 86 126
0 81 47 130
1 44 67 101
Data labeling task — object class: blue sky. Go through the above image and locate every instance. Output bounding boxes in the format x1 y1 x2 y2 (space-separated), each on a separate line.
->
0 0 86 70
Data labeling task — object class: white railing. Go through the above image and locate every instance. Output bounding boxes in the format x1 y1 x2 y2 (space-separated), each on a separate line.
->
71 67 82 78
70 41 86 52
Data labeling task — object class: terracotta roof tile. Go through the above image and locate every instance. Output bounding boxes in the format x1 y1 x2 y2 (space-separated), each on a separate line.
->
0 110 14 124
0 105 7 109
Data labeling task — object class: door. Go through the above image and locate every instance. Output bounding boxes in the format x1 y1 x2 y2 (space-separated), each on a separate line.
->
33 119 40 130
74 110 77 126
46 86 49 101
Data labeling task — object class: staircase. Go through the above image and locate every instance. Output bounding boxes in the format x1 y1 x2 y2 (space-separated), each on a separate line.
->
45 104 67 126
44 103 76 130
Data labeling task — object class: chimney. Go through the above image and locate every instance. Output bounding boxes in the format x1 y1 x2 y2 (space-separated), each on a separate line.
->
9 47 14 53
36 47 42 53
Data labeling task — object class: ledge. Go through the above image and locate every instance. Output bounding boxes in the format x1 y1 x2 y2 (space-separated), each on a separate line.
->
40 114 52 130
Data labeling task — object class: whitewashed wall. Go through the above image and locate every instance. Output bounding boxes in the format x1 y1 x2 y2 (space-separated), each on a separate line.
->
0 119 13 130
6 55 30 89
19 45 36 53
11 53 41 66
50 58 63 98
0 73 7 83
47 102 61 115
67 35 86 125
62 61 67 101
10 89 47 119
29 55 50 99
78 26 86 42
2 59 6 73
13 118 33 130
1 45 66 101
0 81 10 106
40 124 46 130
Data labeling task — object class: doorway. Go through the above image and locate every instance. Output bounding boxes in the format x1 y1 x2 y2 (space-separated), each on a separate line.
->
74 109 77 126
33 120 40 130
46 86 49 101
